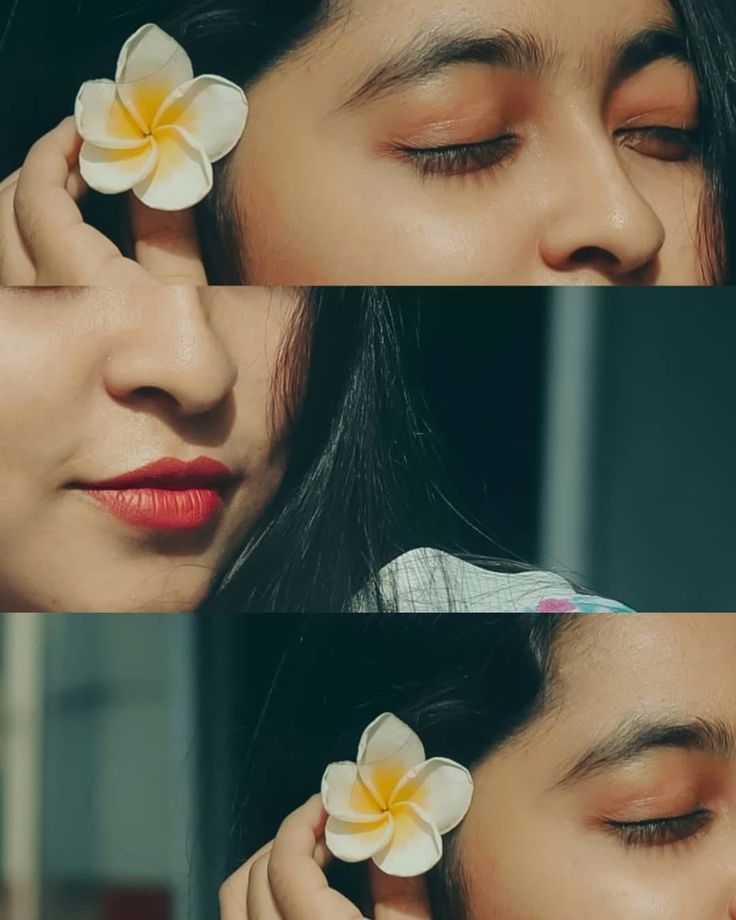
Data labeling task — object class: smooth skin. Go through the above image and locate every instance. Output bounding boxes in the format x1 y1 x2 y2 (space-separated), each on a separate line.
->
0 0 711 285
0 286 299 612
229 615 736 918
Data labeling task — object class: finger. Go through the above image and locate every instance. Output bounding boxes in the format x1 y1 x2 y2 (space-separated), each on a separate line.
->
268 794 365 920
0 177 34 283
219 832 332 920
128 194 208 284
1 168 87 203
220 841 275 920
369 865 433 920
246 852 283 920
13 116 123 281
0 164 89 280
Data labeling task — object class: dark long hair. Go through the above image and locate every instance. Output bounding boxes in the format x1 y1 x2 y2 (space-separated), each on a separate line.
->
669 0 736 283
197 286 468 613
2 0 736 282
209 613 576 919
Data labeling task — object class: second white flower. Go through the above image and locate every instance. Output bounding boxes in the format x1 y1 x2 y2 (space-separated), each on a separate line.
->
321 712 474 877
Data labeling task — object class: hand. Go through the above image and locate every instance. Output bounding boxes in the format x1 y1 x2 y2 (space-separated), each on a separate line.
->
220 794 434 920
0 116 208 285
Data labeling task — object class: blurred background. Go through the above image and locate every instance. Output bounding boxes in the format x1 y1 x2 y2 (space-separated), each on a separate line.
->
2 286 736 919
408 284 736 611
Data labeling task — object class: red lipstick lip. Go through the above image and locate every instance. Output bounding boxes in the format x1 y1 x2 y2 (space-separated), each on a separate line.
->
81 456 237 491
71 457 239 532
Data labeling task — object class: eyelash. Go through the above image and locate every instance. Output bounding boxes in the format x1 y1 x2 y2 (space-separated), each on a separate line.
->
400 125 701 178
400 135 520 178
608 809 712 849
615 125 702 161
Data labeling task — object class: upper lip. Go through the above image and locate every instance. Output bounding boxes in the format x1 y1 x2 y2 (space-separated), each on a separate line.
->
76 457 238 490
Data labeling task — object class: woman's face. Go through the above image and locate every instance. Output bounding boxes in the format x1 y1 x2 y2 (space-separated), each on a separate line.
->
0 287 300 612
459 615 736 919
234 0 708 284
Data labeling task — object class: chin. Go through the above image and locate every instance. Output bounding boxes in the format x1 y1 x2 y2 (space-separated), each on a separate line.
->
16 584 207 613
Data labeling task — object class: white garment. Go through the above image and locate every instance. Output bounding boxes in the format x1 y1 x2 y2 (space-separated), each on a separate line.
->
372 547 632 613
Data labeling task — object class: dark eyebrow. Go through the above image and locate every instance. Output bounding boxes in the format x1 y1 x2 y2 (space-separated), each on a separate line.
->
555 717 735 788
340 28 550 109
609 25 691 88
340 22 691 111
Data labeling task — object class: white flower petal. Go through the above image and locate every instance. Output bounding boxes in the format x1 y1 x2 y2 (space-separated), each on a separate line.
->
373 802 442 877
390 757 474 834
132 125 212 211
357 714 426 809
74 80 146 149
325 814 393 864
152 74 248 161
78 138 157 195
115 23 194 132
321 762 385 822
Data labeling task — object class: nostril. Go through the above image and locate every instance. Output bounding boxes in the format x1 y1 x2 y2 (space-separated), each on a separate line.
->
569 246 619 267
135 386 164 399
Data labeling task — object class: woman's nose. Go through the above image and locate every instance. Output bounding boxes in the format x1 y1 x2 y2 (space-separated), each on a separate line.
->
537 125 666 281
102 288 239 416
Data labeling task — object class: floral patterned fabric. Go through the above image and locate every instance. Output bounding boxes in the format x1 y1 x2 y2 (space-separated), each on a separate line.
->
534 596 634 614
371 548 633 613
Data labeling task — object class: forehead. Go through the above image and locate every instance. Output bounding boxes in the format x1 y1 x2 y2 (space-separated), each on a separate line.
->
333 0 677 50
554 615 736 728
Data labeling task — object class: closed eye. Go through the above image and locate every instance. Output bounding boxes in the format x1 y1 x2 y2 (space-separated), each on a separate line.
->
398 134 520 177
615 125 702 161
608 809 712 849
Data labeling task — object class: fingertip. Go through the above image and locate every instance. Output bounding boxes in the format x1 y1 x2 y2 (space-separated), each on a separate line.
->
369 862 432 917
308 792 329 832
127 191 207 284
58 116 84 158
127 191 198 241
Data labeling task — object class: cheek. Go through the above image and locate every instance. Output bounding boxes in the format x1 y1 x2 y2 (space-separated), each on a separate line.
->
0 325 82 474
220 314 297 455
233 128 541 283
460 808 715 920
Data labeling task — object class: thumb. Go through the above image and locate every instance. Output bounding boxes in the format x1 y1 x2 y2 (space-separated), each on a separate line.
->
369 864 433 920
128 193 208 284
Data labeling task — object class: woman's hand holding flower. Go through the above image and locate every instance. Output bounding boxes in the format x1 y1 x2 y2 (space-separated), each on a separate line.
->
0 117 207 284
220 795 433 920
0 23 247 285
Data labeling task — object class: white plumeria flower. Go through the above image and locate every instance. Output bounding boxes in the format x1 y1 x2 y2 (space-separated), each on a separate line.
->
73 23 248 211
321 712 474 878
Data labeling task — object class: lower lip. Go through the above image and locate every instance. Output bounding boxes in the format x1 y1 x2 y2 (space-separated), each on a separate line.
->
82 487 224 531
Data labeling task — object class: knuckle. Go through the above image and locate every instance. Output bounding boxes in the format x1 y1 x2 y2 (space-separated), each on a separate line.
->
12 196 41 248
266 858 301 909
265 852 289 893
